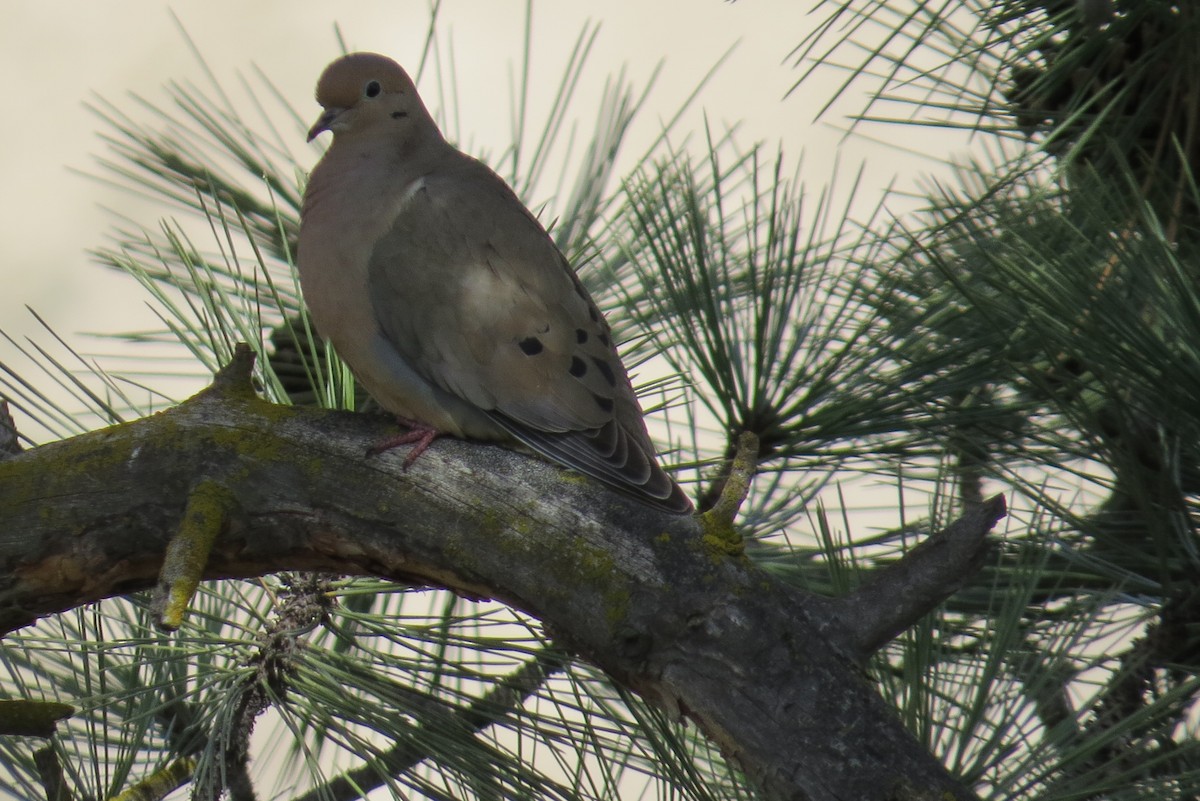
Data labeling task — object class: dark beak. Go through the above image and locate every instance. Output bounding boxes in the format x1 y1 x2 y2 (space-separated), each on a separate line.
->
306 108 344 142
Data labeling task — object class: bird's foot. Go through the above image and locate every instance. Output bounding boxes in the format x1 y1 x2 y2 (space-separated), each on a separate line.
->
367 418 441 470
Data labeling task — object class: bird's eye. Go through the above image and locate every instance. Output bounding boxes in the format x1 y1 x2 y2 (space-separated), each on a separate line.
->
364 80 382 98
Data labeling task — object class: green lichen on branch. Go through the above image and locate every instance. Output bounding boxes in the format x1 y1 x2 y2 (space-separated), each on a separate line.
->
152 479 237 631
0 699 75 737
698 431 758 558
196 343 259 402
111 757 197 801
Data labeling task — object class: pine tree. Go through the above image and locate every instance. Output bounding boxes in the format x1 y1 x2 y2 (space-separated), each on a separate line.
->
4 2 1199 799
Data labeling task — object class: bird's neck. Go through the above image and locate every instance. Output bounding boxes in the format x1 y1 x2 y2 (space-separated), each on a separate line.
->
305 134 448 210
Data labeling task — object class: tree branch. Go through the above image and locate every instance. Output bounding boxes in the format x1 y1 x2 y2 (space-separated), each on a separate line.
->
0 399 21 458
833 496 1007 663
0 347 997 801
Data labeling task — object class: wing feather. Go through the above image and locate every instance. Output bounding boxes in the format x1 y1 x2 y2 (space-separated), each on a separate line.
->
367 156 689 512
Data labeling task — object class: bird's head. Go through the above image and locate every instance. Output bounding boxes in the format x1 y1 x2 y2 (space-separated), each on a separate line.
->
307 52 435 145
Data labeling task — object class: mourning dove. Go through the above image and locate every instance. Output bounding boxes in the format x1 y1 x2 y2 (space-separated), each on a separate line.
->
297 52 692 514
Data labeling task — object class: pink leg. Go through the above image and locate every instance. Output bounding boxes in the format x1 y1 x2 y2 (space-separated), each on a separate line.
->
367 418 441 470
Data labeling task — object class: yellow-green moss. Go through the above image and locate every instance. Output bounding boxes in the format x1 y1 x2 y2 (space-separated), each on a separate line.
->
157 479 233 630
110 756 196 801
698 513 745 560
0 420 143 528
557 471 591 488
475 506 636 630
603 587 631 628
0 699 75 737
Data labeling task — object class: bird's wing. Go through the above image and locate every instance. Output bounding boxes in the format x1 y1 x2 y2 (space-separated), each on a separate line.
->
366 159 689 511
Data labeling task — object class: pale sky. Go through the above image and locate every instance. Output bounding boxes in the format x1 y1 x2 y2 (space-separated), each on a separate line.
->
0 1 968 433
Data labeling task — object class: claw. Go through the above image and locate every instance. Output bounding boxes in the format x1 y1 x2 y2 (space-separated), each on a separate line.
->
367 418 441 470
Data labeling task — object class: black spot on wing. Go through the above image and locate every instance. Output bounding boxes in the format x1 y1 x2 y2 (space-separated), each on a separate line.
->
591 357 616 387
569 357 588 378
519 337 544 355
576 328 588 344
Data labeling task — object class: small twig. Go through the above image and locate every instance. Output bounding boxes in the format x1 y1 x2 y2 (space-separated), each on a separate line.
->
0 399 22 458
1059 586 1200 789
153 343 256 632
153 480 236 631
199 342 259 400
698 431 758 555
835 495 1007 663
197 575 332 801
945 387 991 510
0 699 74 737
111 757 196 801
295 647 569 801
34 744 72 801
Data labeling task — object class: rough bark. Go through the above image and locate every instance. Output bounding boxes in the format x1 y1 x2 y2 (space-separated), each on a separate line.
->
0 347 1003 801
